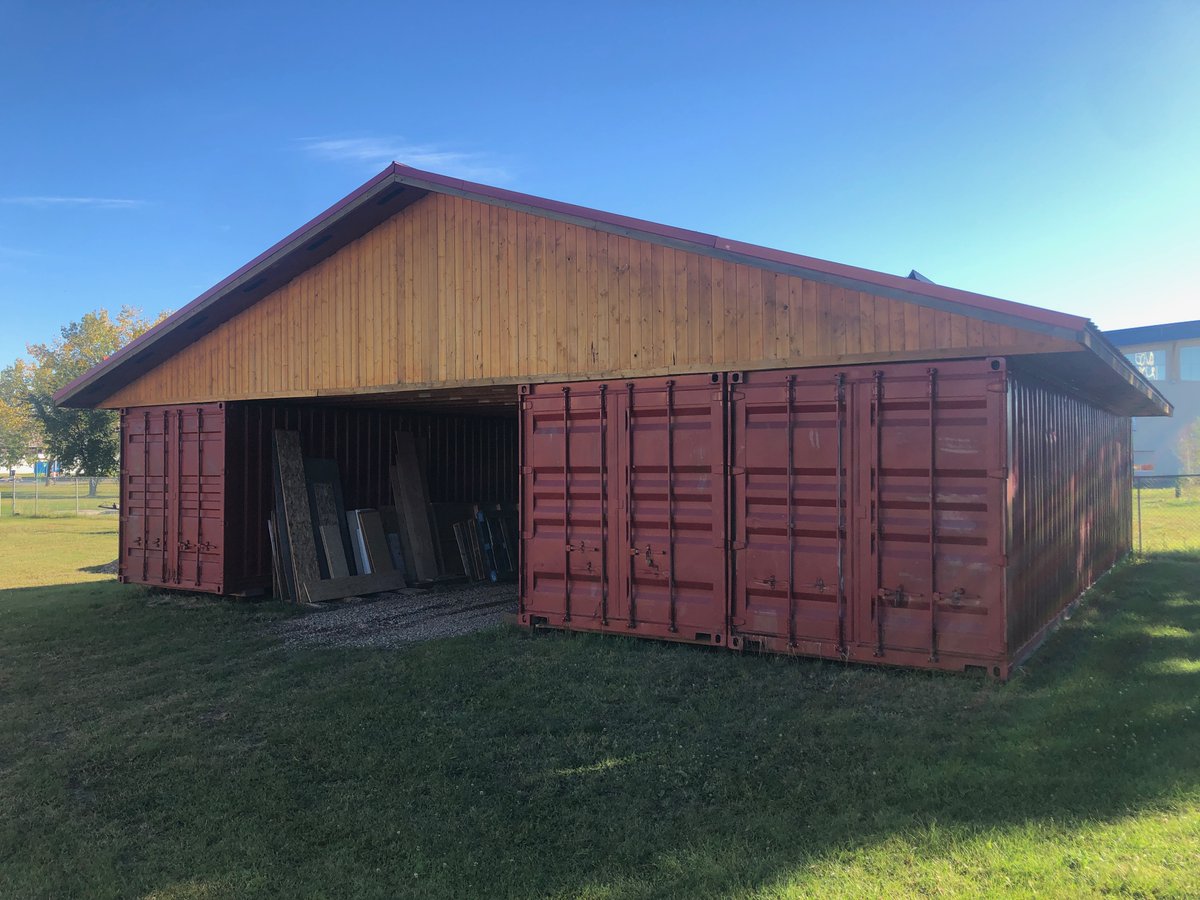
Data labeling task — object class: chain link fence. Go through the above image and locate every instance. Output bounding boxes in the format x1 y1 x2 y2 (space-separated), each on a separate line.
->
1135 474 1200 556
0 476 120 518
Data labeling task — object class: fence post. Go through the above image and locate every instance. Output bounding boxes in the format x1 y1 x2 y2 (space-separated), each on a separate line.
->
34 473 38 517
75 475 80 515
1136 478 1142 554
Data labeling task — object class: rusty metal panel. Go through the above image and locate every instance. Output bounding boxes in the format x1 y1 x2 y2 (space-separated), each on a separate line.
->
1006 373 1132 661
729 359 1010 673
520 374 728 645
728 370 851 653
121 408 170 585
120 403 226 593
854 359 1008 671
520 382 615 629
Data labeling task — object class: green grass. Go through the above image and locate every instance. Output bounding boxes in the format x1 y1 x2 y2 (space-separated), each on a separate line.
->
0 478 120 517
1136 485 1200 555
1 517 1199 898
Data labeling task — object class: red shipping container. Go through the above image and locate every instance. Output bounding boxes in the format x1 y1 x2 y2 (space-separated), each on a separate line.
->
519 374 729 645
728 359 1009 673
121 404 226 593
520 358 1132 677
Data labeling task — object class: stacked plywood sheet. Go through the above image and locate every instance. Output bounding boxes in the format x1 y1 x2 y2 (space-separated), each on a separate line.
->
270 429 407 603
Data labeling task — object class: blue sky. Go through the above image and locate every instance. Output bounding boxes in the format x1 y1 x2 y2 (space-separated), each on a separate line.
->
1 1 1197 364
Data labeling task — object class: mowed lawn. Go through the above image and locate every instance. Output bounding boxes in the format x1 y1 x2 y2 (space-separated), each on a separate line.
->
1 517 1198 898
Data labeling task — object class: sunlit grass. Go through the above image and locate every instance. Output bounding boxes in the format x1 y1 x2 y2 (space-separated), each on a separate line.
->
1136 485 1200 555
1 517 1198 898
0 477 120 518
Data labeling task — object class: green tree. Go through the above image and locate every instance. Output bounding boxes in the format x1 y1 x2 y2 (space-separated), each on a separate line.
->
21 307 164 496
0 359 38 471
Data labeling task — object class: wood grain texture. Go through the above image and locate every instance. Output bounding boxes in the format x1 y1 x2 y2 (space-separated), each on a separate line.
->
102 192 1079 407
304 570 409 603
274 430 321 601
392 436 438 581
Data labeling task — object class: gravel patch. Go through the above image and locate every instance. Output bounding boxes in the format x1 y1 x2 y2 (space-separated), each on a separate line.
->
269 581 518 649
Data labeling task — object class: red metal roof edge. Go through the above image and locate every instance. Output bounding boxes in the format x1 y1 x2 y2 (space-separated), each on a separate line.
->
59 161 1119 408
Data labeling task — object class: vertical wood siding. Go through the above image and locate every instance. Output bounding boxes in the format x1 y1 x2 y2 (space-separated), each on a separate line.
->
103 193 1076 407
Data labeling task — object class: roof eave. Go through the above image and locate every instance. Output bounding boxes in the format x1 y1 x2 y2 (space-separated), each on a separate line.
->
54 164 416 408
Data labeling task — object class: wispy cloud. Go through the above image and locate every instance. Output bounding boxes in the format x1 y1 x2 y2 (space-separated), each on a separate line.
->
298 136 511 183
0 196 146 209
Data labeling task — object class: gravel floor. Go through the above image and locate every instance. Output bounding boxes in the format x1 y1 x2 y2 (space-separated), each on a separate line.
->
268 581 518 649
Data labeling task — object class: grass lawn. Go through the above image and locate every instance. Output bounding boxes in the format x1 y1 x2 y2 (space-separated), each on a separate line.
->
1136 484 1200 555
0 478 120 518
1 517 1198 898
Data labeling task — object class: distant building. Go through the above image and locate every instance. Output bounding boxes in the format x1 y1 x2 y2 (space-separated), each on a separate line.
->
1106 320 1200 476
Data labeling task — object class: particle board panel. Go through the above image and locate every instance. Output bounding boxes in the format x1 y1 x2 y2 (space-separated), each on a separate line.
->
274 430 321 601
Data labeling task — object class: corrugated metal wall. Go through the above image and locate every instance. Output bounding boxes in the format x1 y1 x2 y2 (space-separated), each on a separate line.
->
1006 374 1132 658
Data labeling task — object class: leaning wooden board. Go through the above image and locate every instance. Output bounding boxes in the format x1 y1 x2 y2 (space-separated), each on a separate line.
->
274 430 321 602
304 571 410 603
319 523 351 579
392 433 439 581
357 509 396 575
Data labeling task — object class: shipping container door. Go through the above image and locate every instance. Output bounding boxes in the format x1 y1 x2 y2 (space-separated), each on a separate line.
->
729 371 852 652
121 409 171 585
613 375 727 643
855 360 1008 666
519 376 727 644
520 383 615 628
121 404 226 592
174 406 226 592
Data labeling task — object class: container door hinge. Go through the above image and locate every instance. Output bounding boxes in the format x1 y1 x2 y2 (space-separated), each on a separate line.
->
521 466 534 475
988 467 1008 479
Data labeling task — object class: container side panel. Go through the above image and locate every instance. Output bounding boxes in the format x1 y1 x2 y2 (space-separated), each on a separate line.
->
119 403 226 593
859 360 1007 668
520 384 612 627
619 375 727 642
520 374 727 645
1006 375 1132 658
730 370 851 650
729 358 1009 672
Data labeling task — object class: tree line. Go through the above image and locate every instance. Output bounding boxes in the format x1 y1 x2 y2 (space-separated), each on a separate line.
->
0 307 165 496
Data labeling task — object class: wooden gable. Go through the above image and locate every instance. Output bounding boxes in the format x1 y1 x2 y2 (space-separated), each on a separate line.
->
102 191 1077 409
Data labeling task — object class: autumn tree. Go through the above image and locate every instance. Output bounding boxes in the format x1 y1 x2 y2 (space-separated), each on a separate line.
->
0 359 37 471
20 307 164 496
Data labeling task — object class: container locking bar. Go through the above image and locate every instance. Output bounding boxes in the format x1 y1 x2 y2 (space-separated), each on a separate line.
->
927 367 939 663
785 374 797 648
834 372 847 656
666 380 677 633
599 384 609 626
561 386 572 623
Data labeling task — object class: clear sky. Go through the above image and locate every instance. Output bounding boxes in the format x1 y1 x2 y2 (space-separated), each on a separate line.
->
1 1 1197 364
